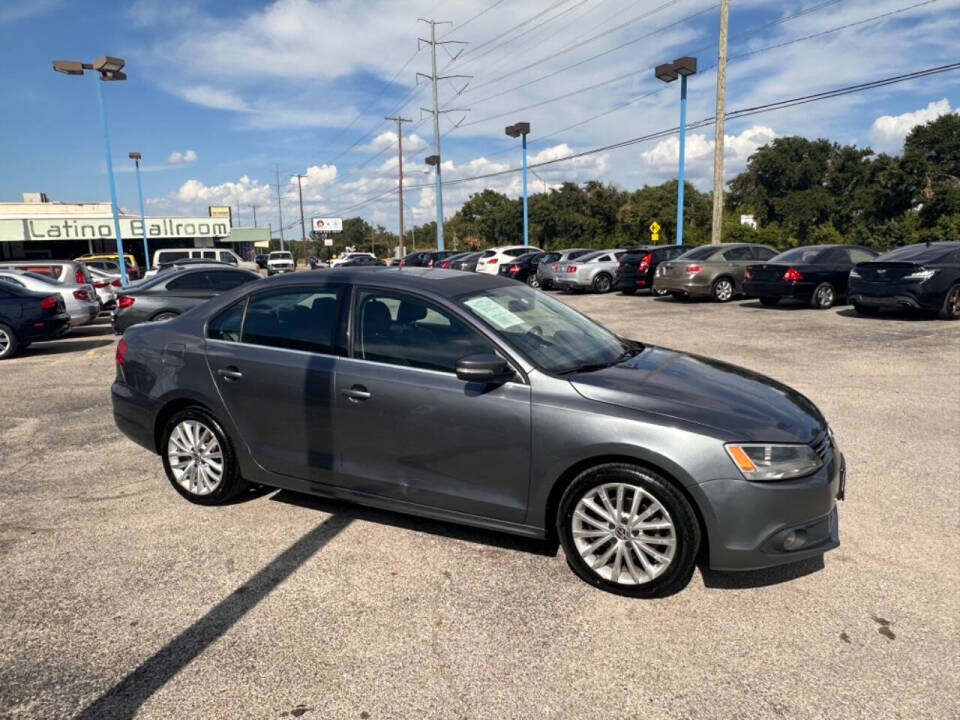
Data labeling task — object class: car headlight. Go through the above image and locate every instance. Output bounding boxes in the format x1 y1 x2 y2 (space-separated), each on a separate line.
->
849 269 860 278
725 443 822 481
903 269 936 281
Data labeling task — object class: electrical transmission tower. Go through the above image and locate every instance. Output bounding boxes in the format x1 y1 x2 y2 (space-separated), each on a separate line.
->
417 18 470 250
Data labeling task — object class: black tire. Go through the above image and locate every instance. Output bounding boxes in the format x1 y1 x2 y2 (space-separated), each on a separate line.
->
939 284 960 320
853 303 879 316
592 273 613 293
759 296 780 307
526 274 541 289
620 287 636 296
152 311 179 322
0 322 19 360
669 291 685 301
810 282 836 309
710 276 735 303
160 407 248 506
556 463 700 598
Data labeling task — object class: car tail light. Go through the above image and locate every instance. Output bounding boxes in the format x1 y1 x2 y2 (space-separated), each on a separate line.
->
428 259 435 267
551 263 558 271
488 257 498 264
638 253 652 272
744 267 752 279
509 264 521 274
117 295 135 309
567 265 577 273
684 264 702 274
111 279 123 287
441 261 451 268
93 280 108 289
399 259 406 267
73 289 89 301
40 295 58 310
75 268 85 283
116 338 128 365
783 267 803 281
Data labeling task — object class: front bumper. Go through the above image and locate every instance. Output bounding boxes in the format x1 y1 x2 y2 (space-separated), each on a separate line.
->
267 266 295 275
697 451 844 571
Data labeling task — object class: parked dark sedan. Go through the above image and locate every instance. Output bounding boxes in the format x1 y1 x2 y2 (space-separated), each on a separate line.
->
743 244 879 309
498 251 546 287
450 251 483 272
437 252 475 269
849 241 960 319
0 283 71 359
339 256 386 267
112 266 261 334
112 268 843 597
399 250 459 268
616 245 695 295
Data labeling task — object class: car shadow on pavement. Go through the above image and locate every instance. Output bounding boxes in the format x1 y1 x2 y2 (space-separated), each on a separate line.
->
698 554 825 590
24 338 114 356
73 513 352 720
835 308 935 321
271 490 559 557
739 300 821 311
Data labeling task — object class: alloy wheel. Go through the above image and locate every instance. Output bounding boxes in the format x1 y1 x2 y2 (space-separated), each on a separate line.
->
594 274 612 293
816 285 835 308
527 275 540 288
713 279 733 302
0 328 10 356
571 482 676 586
946 286 960 319
167 419 224 496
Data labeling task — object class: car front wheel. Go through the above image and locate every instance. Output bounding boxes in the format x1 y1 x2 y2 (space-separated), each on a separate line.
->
557 463 700 598
161 408 247 505
939 284 960 320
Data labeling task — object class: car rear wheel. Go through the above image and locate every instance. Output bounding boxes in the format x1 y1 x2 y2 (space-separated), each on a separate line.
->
161 408 248 506
810 282 836 309
557 463 700 598
0 323 19 360
711 277 735 303
853 303 879 316
592 273 613 293
152 312 179 322
759 296 780 307
939 284 960 320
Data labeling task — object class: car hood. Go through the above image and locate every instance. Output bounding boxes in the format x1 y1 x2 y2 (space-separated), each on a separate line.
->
568 345 825 443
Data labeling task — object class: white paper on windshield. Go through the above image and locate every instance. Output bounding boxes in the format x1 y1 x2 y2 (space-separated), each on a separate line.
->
464 296 525 330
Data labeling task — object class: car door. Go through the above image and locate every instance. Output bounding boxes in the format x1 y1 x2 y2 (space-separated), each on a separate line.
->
332 287 531 522
206 285 345 483
722 246 757 288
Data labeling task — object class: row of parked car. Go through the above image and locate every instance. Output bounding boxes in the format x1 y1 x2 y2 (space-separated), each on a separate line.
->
393 241 960 319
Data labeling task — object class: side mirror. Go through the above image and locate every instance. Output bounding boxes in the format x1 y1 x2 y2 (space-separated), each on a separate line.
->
456 353 514 384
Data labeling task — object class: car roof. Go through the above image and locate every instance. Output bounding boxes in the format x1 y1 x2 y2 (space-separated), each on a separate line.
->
875 242 960 262
262 266 509 298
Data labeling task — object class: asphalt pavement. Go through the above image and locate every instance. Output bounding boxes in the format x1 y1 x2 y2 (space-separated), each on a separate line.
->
0 291 957 720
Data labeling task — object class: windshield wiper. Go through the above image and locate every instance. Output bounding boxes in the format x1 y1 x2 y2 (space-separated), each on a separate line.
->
556 344 641 375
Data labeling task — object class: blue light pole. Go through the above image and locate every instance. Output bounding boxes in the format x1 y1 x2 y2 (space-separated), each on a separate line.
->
129 152 150 271
53 57 130 285
505 122 532 246
655 57 698 246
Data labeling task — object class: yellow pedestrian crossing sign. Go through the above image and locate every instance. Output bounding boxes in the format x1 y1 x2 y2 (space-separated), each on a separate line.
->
649 220 661 241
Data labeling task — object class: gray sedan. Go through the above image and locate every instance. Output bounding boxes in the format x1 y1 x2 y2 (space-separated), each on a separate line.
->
112 268 843 597
653 243 779 302
0 269 99 326
553 249 628 293
536 248 593 289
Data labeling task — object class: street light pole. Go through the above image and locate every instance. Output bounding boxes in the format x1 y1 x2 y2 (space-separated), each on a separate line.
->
655 57 697 246
129 152 150 271
293 173 307 262
251 205 259 227
505 122 532 246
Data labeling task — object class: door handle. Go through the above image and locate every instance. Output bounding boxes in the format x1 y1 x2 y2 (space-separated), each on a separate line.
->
342 385 371 401
217 366 243 381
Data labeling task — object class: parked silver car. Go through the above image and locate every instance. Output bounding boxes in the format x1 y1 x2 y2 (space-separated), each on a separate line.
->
0 259 93 286
536 248 593 289
0 269 99 326
85 266 119 310
553 249 628 293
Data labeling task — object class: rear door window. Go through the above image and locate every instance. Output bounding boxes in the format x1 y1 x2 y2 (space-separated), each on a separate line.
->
201 250 217 259
166 272 211 292
241 288 342 354
848 248 877 264
724 247 754 261
208 271 257 292
752 246 778 260
158 251 190 263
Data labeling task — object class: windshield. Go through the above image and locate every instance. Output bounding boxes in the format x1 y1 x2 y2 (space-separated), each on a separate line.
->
772 247 827 264
678 245 721 261
270 252 293 260
458 285 632 374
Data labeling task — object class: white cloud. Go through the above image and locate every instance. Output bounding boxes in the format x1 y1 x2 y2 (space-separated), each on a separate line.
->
167 149 198 164
639 125 777 185
869 99 957 153
172 85 251 112
359 131 429 154
157 175 275 212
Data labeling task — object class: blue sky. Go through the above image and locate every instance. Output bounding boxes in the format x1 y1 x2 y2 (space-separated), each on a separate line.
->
2 0 958 235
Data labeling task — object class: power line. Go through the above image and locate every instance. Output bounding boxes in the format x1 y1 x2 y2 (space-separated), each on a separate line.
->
439 0 508 38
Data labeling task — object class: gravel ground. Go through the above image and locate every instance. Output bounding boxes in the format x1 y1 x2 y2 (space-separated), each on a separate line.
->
0 291 957 720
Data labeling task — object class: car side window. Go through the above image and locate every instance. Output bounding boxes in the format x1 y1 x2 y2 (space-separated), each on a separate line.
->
0 276 24 287
166 272 211 291
208 271 257 292
505 248 527 257
820 247 850 264
353 289 494 374
241 288 341 354
159 251 190 263
208 301 245 342
202 250 217 259
847 248 876 264
752 247 778 260
724 247 753 261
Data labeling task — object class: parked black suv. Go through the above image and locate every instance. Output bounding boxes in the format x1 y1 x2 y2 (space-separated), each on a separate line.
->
616 245 694 295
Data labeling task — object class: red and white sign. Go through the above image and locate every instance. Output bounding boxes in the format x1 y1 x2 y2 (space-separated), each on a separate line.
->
312 217 343 233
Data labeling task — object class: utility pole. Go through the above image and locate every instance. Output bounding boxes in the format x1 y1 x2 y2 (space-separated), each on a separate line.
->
235 201 241 228
293 173 307 261
385 115 411 258
274 164 285 251
710 0 730 245
251 205 259 227
417 18 470 251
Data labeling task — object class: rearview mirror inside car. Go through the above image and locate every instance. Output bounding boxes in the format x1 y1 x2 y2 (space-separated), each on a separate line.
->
456 353 514 384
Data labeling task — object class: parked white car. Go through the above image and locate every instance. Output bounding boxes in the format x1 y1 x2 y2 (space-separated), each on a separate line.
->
330 252 377 268
0 269 100 326
476 245 543 275
146 247 255 277
267 251 296 275
85 267 119 309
